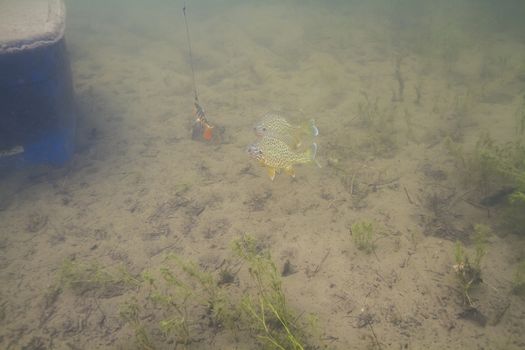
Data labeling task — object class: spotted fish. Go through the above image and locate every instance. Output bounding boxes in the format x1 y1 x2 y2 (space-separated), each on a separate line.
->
253 113 318 149
247 135 318 180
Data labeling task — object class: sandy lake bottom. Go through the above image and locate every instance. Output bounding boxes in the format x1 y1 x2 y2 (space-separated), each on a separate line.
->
1 1 525 349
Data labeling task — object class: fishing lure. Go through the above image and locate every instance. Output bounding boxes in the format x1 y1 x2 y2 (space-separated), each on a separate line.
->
183 3 215 142
192 96 214 141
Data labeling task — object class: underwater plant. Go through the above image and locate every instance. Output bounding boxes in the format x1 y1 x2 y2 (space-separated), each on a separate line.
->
59 258 140 297
515 94 525 136
233 234 312 350
513 260 525 296
350 221 375 254
452 224 488 306
509 170 525 205
470 134 506 194
60 235 319 349
452 90 475 141
120 299 156 350
118 255 237 348
147 254 234 346
445 131 525 233
357 93 398 158
505 166 525 232
453 242 480 306
472 224 489 269
392 55 405 102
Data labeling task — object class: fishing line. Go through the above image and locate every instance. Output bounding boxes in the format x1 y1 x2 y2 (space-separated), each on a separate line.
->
182 2 198 102
182 2 215 141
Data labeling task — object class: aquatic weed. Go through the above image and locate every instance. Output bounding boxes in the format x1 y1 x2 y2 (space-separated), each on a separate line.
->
445 132 523 194
516 94 525 136
446 132 525 233
119 254 235 347
351 221 375 254
453 225 488 306
513 261 525 296
59 258 139 297
357 93 398 158
119 299 156 350
233 234 312 350
64 234 320 349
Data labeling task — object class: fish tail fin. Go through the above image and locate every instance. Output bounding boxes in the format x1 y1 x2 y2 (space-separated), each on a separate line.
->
310 142 318 161
301 119 319 137
302 142 317 161
310 119 319 137
304 142 322 168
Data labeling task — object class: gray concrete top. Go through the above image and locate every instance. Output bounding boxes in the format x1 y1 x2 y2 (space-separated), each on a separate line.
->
0 0 65 54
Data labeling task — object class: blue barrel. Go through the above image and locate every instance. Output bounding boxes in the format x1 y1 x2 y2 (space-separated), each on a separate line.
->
0 0 75 167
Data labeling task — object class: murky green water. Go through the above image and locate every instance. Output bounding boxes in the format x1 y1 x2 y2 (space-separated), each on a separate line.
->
1 1 525 349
